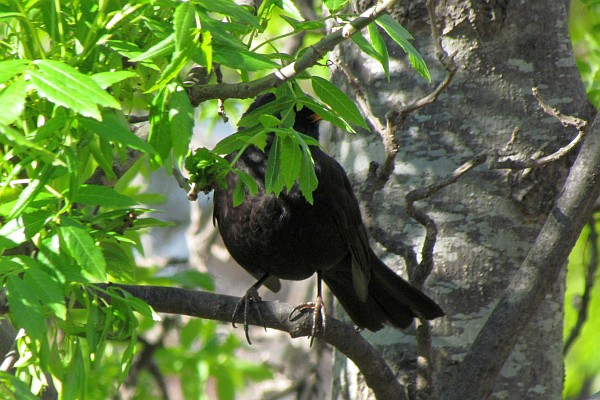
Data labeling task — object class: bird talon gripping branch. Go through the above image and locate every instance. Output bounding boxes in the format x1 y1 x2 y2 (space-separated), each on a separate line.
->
213 93 445 344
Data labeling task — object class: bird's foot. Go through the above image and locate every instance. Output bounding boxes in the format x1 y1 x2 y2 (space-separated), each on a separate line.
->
289 295 326 346
232 286 266 345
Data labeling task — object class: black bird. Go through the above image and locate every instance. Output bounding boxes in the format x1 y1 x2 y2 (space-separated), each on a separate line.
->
213 93 444 343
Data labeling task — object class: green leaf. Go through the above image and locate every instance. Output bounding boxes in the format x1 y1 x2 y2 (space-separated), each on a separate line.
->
281 16 325 31
0 59 30 84
258 114 281 128
8 162 53 220
238 98 295 127
265 134 285 196
311 76 367 129
73 185 137 208
233 169 259 206
169 85 195 164
0 125 58 161
59 225 107 282
323 0 349 13
23 267 66 320
0 373 39 400
368 23 390 80
376 15 430 82
0 217 27 251
6 275 46 340
298 142 318 204
174 2 197 51
210 45 278 71
90 71 138 89
297 97 354 133
213 126 267 154
149 88 172 165
79 111 155 153
280 0 303 20
279 134 302 189
194 0 261 29
21 210 52 239
145 4 200 92
130 33 176 63
103 40 159 70
29 60 121 120
0 78 27 125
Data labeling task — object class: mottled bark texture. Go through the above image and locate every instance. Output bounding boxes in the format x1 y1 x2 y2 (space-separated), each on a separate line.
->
327 1 592 399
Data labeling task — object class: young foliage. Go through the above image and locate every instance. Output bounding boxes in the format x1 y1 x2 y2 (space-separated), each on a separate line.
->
0 0 430 397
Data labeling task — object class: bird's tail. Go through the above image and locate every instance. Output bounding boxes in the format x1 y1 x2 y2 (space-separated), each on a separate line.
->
322 254 444 331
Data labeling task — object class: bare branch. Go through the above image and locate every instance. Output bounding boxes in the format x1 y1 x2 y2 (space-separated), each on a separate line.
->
79 284 408 400
443 105 600 400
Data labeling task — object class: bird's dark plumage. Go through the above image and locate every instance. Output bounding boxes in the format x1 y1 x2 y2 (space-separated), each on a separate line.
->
213 93 444 336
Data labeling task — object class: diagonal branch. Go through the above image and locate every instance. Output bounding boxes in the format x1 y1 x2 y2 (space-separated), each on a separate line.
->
443 104 600 400
86 284 407 400
185 0 402 105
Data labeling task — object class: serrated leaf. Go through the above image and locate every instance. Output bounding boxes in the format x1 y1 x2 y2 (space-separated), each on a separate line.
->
0 78 27 125
0 59 31 84
79 111 155 153
29 60 121 120
73 184 137 207
90 71 138 89
376 15 431 82
311 76 367 128
169 85 195 164
6 275 46 340
279 134 302 189
59 225 107 281
265 135 284 196
368 23 390 80
213 126 267 154
299 144 318 204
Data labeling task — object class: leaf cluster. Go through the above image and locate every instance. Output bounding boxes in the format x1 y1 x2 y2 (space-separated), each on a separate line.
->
0 0 430 397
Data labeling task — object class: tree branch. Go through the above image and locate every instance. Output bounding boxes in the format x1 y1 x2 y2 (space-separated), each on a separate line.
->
443 108 600 399
184 0 402 105
89 284 407 400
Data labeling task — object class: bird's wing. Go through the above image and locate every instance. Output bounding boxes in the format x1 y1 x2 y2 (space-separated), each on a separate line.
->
316 152 371 301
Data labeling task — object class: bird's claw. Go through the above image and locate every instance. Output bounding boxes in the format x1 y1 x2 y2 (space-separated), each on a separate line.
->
289 295 326 346
232 286 266 345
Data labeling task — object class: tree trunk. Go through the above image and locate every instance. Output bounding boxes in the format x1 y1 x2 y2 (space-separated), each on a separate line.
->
328 1 592 398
